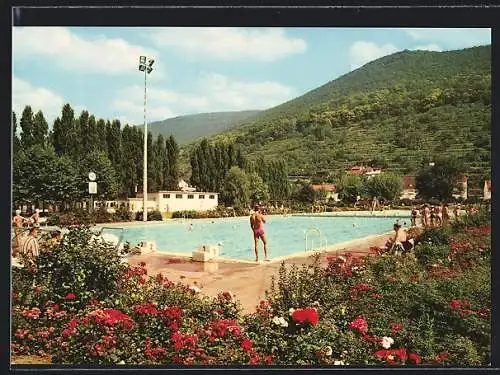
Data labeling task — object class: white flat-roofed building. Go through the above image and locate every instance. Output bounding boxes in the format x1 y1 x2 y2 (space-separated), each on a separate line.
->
128 191 219 213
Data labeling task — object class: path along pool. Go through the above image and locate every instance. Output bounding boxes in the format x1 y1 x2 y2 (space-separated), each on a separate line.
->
111 215 409 261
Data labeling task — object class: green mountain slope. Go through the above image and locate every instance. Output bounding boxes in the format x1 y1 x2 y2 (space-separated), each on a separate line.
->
140 110 260 145
208 45 491 190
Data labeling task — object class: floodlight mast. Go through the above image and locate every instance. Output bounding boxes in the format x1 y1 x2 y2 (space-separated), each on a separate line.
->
138 56 154 221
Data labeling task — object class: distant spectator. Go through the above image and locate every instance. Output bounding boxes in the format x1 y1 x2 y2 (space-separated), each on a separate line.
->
30 209 41 226
422 205 430 227
20 226 40 266
442 204 450 225
429 205 436 227
12 210 26 256
46 230 63 248
411 206 418 227
434 205 442 226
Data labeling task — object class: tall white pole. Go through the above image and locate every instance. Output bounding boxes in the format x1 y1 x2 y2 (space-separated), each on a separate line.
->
143 67 148 222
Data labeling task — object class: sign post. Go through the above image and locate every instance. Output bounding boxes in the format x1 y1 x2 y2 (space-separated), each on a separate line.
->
88 172 97 213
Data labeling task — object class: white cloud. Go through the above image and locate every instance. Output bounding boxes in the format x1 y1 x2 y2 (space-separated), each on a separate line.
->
13 76 102 127
13 27 162 77
146 27 307 61
199 73 296 109
112 73 296 124
12 76 65 126
349 41 400 71
413 44 442 52
403 28 491 50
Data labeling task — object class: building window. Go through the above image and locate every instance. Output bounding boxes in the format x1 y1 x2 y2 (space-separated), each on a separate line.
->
176 194 183 199
163 194 170 199
209 195 215 199
187 194 194 199
199 195 205 199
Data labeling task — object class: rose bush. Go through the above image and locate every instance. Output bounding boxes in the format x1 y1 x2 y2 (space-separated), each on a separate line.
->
12 212 490 366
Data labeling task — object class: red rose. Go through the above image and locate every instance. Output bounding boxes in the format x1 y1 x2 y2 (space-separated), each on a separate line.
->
65 293 76 300
139 261 146 267
292 308 319 326
241 339 253 351
348 316 368 335
249 356 259 365
391 323 403 335
435 351 449 362
409 352 421 364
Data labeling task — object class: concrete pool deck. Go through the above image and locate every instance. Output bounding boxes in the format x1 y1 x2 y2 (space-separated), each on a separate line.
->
127 231 392 315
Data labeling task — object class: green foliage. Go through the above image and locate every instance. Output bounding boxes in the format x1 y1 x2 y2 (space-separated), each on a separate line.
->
46 207 133 226
14 103 181 204
14 227 126 309
134 210 163 221
32 110 49 148
417 227 451 246
20 105 35 149
171 210 198 219
201 46 490 186
416 157 465 201
11 215 491 366
190 139 245 197
223 166 251 209
451 205 491 230
13 145 81 207
293 184 316 204
414 244 451 267
145 110 260 145
79 151 120 200
365 173 403 201
337 174 365 204
248 172 270 205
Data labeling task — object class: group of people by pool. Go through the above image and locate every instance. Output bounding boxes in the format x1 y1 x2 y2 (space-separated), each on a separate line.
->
11 209 62 267
410 203 468 228
250 202 481 262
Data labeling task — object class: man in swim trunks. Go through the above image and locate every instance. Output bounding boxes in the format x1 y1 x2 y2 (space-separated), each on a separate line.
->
390 222 413 254
250 205 269 262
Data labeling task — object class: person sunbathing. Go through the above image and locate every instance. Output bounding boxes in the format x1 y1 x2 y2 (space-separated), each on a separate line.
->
390 223 414 254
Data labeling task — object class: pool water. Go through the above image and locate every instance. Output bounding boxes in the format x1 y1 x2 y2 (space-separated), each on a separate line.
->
116 215 407 261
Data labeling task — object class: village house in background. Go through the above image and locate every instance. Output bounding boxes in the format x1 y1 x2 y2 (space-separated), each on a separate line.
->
400 175 417 200
312 183 340 202
87 180 218 214
127 179 218 213
483 180 491 200
347 166 382 178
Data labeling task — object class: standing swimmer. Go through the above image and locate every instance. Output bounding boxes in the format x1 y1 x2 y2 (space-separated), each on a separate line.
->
250 205 269 262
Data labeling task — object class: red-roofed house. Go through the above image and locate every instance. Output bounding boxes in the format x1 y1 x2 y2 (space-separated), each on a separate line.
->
348 166 382 178
484 180 491 200
312 184 339 202
400 175 417 200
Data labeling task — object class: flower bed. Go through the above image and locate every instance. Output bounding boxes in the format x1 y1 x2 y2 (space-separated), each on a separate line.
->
11 209 490 366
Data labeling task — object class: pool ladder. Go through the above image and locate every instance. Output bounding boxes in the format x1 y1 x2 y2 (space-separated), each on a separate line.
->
304 227 327 252
95 226 125 251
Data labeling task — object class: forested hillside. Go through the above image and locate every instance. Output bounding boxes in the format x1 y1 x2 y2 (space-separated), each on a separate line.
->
141 110 260 145
206 45 491 190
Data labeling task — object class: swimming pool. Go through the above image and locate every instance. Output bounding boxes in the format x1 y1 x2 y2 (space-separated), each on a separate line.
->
115 215 407 261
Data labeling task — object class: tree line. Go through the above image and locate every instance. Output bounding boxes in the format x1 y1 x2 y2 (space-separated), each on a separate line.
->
12 104 179 210
189 139 291 208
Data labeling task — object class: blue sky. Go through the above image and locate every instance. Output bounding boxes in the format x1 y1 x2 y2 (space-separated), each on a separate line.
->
12 27 491 127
